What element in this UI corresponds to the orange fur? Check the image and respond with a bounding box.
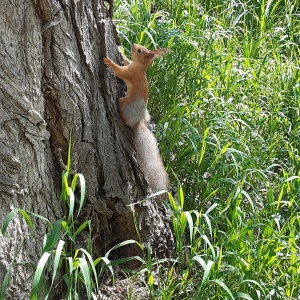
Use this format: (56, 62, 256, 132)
(103, 43, 169, 127)
(103, 44, 170, 196)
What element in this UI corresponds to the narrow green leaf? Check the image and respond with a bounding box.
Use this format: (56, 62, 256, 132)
(66, 257, 74, 289)
(108, 256, 145, 267)
(233, 292, 253, 300)
(45, 240, 65, 300)
(0, 263, 14, 300)
(213, 279, 235, 300)
(105, 240, 143, 258)
(27, 212, 50, 224)
(78, 257, 92, 299)
(202, 234, 216, 261)
(76, 173, 86, 217)
(241, 190, 255, 213)
(63, 172, 70, 196)
(1, 208, 21, 235)
(198, 127, 209, 166)
(192, 255, 206, 270)
(183, 211, 194, 244)
(168, 192, 177, 211)
(241, 279, 266, 296)
(43, 220, 62, 252)
(284, 175, 300, 182)
(99, 256, 114, 280)
(71, 173, 79, 192)
(30, 251, 51, 300)
(178, 185, 184, 208)
(202, 213, 213, 238)
(67, 187, 75, 223)
(79, 248, 99, 290)
(67, 138, 72, 175)
(19, 210, 34, 230)
(73, 221, 90, 239)
(201, 259, 214, 287)
(205, 202, 218, 215)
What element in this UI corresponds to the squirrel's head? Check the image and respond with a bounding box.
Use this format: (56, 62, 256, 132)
(131, 43, 170, 66)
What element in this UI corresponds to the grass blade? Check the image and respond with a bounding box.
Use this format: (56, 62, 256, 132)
(30, 251, 51, 300)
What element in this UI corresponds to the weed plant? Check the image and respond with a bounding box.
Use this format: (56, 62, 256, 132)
(114, 0, 300, 299)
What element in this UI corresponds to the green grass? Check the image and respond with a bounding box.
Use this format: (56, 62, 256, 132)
(114, 0, 300, 299)
(1, 1, 299, 299)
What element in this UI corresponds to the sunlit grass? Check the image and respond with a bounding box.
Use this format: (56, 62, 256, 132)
(114, 0, 300, 298)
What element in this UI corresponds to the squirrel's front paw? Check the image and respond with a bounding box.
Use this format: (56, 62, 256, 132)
(103, 57, 112, 66)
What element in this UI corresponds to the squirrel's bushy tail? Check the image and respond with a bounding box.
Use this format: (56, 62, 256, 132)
(133, 122, 169, 193)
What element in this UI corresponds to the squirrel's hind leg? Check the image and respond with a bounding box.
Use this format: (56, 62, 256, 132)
(145, 109, 150, 123)
(118, 97, 148, 128)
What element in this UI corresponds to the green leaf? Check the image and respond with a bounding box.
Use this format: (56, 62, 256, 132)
(99, 256, 114, 280)
(183, 211, 194, 244)
(78, 257, 92, 299)
(63, 172, 70, 196)
(201, 259, 214, 287)
(73, 221, 90, 238)
(205, 202, 218, 215)
(67, 138, 72, 175)
(0, 263, 14, 300)
(76, 173, 86, 217)
(108, 255, 145, 267)
(79, 248, 99, 291)
(198, 127, 209, 166)
(202, 213, 213, 238)
(2, 208, 21, 235)
(168, 192, 177, 211)
(71, 173, 79, 192)
(178, 185, 184, 208)
(45, 240, 65, 300)
(233, 292, 253, 300)
(66, 257, 74, 289)
(2, 208, 34, 235)
(67, 187, 75, 223)
(43, 220, 62, 252)
(241, 279, 266, 296)
(30, 251, 51, 300)
(192, 255, 206, 270)
(27, 212, 50, 224)
(202, 234, 216, 261)
(19, 210, 34, 230)
(213, 279, 235, 300)
(105, 240, 143, 258)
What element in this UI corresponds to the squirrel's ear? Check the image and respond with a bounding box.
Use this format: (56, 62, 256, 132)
(151, 48, 171, 58)
(144, 53, 155, 60)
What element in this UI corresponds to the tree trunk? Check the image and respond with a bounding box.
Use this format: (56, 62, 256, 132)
(0, 0, 174, 298)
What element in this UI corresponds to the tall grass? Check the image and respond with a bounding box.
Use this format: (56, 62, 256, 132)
(114, 0, 300, 298)
(114, 0, 299, 206)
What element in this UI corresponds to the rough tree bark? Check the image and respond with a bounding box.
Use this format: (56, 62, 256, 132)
(0, 0, 174, 298)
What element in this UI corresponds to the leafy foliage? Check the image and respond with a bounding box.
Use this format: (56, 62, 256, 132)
(1, 142, 143, 300)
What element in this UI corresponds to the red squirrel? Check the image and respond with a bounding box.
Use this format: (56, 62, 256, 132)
(103, 44, 169, 195)
(103, 44, 169, 128)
